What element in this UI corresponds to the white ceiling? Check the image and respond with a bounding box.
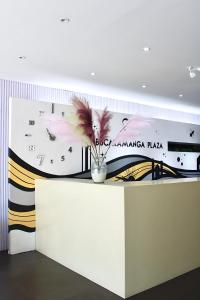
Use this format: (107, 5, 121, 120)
(0, 0, 200, 113)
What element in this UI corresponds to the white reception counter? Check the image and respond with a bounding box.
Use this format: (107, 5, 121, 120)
(35, 178, 200, 298)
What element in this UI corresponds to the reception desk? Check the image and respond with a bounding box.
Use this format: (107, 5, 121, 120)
(35, 178, 200, 298)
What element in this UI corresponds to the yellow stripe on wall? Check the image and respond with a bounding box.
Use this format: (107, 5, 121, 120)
(8, 209, 36, 218)
(9, 158, 43, 180)
(110, 162, 152, 181)
(8, 219, 35, 228)
(8, 171, 35, 188)
(8, 209, 35, 228)
(8, 164, 35, 185)
(109, 161, 176, 181)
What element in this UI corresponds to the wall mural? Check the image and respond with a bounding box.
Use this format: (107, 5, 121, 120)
(8, 97, 200, 254)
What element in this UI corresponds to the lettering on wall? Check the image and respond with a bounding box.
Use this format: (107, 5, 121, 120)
(96, 139, 163, 149)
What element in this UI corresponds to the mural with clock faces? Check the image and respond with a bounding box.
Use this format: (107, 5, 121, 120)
(8, 97, 200, 254)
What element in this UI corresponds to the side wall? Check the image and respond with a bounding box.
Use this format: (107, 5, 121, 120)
(1, 78, 200, 251)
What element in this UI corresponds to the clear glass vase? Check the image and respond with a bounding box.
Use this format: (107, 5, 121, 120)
(91, 158, 107, 183)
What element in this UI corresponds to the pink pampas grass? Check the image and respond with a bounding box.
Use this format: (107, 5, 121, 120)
(112, 116, 151, 144)
(43, 114, 81, 143)
(72, 96, 96, 146)
(96, 108, 112, 144)
(43, 97, 151, 168)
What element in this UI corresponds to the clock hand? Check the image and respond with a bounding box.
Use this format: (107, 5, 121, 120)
(46, 128, 56, 141)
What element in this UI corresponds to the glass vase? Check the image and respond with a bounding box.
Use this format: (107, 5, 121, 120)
(91, 158, 107, 183)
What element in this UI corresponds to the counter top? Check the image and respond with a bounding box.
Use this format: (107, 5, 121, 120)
(36, 177, 200, 188)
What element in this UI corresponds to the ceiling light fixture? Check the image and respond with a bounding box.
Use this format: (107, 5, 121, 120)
(179, 94, 183, 98)
(18, 56, 26, 60)
(187, 66, 200, 78)
(91, 72, 95, 76)
(143, 47, 151, 52)
(60, 17, 71, 23)
(142, 85, 147, 88)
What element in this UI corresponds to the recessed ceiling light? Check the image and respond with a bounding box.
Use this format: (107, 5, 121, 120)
(60, 17, 71, 23)
(190, 72, 196, 78)
(142, 84, 147, 88)
(91, 72, 96, 76)
(179, 94, 183, 98)
(18, 56, 26, 60)
(187, 66, 200, 78)
(143, 47, 151, 52)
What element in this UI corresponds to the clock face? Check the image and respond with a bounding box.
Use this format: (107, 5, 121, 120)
(10, 98, 84, 175)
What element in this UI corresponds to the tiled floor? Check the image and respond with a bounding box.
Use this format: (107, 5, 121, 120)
(0, 251, 199, 300)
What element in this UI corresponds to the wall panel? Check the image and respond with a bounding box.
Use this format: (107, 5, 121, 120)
(1, 78, 200, 250)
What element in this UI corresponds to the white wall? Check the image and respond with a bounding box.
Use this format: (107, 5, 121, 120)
(1, 78, 200, 250)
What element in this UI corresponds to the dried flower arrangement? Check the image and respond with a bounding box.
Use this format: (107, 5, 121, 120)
(44, 96, 150, 168)
(71, 97, 112, 165)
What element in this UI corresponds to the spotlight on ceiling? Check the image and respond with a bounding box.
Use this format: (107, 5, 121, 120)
(142, 84, 147, 88)
(143, 47, 151, 52)
(179, 94, 183, 98)
(18, 56, 26, 60)
(190, 71, 196, 79)
(187, 66, 200, 78)
(60, 17, 71, 23)
(91, 72, 96, 76)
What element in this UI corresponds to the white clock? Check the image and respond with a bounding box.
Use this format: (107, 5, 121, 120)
(10, 98, 85, 176)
